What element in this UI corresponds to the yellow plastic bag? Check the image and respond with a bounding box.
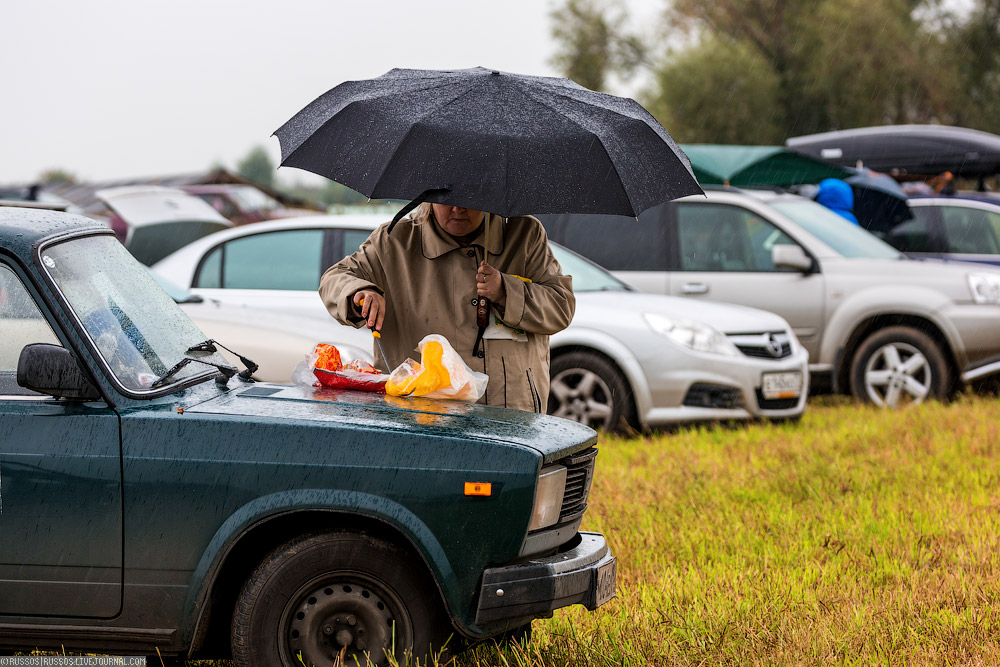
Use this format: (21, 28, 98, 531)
(385, 334, 488, 402)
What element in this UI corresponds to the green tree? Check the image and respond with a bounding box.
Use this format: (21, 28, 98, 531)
(37, 168, 77, 185)
(943, 0, 1000, 131)
(549, 0, 645, 91)
(236, 146, 276, 189)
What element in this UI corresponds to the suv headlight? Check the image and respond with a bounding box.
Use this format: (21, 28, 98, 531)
(968, 273, 1000, 304)
(644, 313, 740, 357)
(528, 465, 566, 531)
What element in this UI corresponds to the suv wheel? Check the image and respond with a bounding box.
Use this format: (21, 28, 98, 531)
(549, 352, 635, 432)
(232, 531, 450, 667)
(849, 326, 951, 407)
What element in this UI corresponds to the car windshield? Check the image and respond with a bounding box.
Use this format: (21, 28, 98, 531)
(231, 186, 281, 213)
(41, 235, 229, 393)
(551, 244, 630, 292)
(770, 199, 904, 259)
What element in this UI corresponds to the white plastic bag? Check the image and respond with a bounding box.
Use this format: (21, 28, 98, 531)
(385, 334, 488, 401)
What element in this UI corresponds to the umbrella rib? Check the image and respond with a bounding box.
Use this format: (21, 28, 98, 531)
(367, 86, 485, 198)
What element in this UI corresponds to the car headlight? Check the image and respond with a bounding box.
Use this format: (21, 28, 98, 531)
(643, 313, 740, 357)
(528, 465, 566, 531)
(968, 273, 1000, 304)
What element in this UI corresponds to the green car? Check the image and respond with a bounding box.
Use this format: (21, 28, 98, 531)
(0, 208, 616, 665)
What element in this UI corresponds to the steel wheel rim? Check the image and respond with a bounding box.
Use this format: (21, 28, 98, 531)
(549, 367, 614, 428)
(863, 341, 931, 407)
(278, 572, 412, 667)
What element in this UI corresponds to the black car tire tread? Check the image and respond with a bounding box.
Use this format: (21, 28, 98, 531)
(232, 530, 450, 667)
(549, 351, 637, 433)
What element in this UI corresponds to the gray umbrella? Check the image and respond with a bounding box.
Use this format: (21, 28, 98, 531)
(273, 67, 703, 219)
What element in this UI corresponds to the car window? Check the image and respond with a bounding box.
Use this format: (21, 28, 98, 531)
(200, 230, 324, 290)
(342, 229, 373, 257)
(770, 199, 902, 259)
(0, 264, 61, 395)
(940, 206, 1000, 254)
(537, 209, 669, 271)
(549, 244, 629, 292)
(677, 203, 798, 272)
(885, 208, 936, 252)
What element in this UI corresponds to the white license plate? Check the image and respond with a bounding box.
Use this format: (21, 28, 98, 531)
(761, 371, 803, 399)
(594, 558, 617, 608)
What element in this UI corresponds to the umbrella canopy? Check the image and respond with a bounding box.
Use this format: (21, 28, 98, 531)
(845, 168, 912, 233)
(680, 144, 852, 187)
(274, 67, 703, 218)
(787, 124, 1000, 179)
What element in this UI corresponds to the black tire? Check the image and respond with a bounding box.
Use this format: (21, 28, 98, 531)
(849, 326, 952, 407)
(232, 531, 451, 667)
(548, 351, 636, 432)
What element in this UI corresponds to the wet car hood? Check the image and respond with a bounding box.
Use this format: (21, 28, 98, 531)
(577, 290, 791, 333)
(185, 382, 597, 464)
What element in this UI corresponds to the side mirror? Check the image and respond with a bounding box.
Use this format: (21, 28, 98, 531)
(772, 244, 814, 273)
(17, 343, 101, 401)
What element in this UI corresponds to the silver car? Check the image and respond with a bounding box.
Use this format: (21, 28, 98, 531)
(152, 216, 809, 430)
(541, 189, 1000, 407)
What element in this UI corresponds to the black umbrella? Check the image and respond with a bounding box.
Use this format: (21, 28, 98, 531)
(273, 67, 703, 221)
(845, 168, 912, 234)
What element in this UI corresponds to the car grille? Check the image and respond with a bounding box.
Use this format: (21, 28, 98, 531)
(727, 332, 793, 360)
(558, 447, 597, 523)
(683, 383, 745, 410)
(755, 389, 799, 410)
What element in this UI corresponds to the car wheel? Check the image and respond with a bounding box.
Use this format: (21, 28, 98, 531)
(849, 326, 951, 407)
(548, 351, 635, 432)
(232, 531, 450, 667)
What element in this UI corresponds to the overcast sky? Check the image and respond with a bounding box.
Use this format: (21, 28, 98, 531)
(1, 0, 663, 185)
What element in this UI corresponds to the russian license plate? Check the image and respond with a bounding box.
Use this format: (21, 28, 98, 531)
(593, 558, 617, 608)
(762, 371, 803, 399)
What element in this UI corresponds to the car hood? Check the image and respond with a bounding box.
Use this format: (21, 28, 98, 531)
(185, 382, 597, 464)
(576, 290, 791, 333)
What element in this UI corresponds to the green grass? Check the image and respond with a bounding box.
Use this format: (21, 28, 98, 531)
(34, 395, 1000, 666)
(455, 394, 1000, 666)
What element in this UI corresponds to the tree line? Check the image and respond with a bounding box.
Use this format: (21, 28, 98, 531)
(550, 0, 1000, 144)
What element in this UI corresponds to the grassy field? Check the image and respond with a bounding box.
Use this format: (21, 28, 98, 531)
(454, 394, 1000, 667)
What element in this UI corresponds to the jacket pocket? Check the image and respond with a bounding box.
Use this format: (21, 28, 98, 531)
(526, 368, 541, 413)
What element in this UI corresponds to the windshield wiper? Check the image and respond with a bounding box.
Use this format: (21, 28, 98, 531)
(186, 339, 259, 380)
(150, 356, 238, 389)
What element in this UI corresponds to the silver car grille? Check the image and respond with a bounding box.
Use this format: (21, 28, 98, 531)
(727, 332, 793, 360)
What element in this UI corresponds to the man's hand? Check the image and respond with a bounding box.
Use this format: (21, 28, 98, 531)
(353, 289, 386, 331)
(476, 261, 506, 306)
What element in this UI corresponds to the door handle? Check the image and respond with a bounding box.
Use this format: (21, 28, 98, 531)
(682, 282, 709, 295)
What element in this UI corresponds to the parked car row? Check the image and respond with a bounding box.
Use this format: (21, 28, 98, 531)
(151, 215, 810, 430)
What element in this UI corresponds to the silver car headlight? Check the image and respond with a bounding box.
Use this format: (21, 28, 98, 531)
(528, 465, 567, 531)
(968, 272, 1000, 304)
(643, 313, 740, 357)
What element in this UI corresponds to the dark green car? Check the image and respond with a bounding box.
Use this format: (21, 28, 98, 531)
(0, 209, 616, 665)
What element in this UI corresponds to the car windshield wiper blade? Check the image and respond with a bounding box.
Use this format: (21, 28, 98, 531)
(187, 339, 259, 380)
(150, 356, 238, 390)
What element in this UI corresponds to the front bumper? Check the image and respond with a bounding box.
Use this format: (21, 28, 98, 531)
(475, 532, 616, 625)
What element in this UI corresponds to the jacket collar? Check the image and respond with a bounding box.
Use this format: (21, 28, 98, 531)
(418, 206, 505, 259)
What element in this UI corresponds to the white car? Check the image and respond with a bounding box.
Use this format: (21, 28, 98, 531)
(153, 216, 810, 430)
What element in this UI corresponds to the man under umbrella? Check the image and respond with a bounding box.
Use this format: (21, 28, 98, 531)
(319, 201, 574, 413)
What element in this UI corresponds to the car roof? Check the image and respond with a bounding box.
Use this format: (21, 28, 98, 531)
(0, 207, 111, 260)
(908, 192, 1000, 206)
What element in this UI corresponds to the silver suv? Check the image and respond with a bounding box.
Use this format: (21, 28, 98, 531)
(540, 189, 1000, 406)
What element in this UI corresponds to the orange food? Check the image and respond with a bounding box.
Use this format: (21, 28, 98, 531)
(343, 359, 378, 374)
(314, 343, 343, 372)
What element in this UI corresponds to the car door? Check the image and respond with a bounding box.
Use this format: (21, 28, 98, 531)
(666, 202, 827, 358)
(936, 203, 1000, 267)
(0, 262, 122, 618)
(884, 205, 948, 258)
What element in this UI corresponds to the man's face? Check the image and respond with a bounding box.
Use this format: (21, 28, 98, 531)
(431, 204, 487, 239)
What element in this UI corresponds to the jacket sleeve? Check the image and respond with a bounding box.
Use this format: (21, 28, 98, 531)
(318, 227, 386, 328)
(498, 218, 575, 335)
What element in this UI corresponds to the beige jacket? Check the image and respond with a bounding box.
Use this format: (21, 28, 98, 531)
(318, 205, 574, 412)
